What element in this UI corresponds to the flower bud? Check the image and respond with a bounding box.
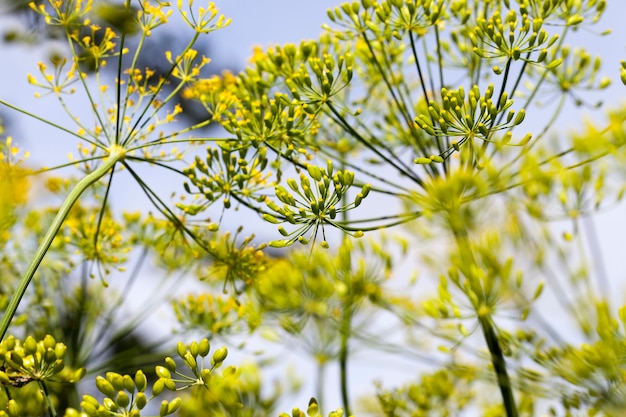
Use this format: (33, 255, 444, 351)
(211, 346, 228, 367)
(7, 399, 19, 417)
(0, 371, 10, 385)
(189, 341, 199, 357)
(152, 378, 166, 396)
(136, 392, 147, 410)
(155, 366, 171, 379)
(168, 398, 182, 414)
(164, 356, 177, 372)
(198, 339, 210, 357)
(44, 348, 57, 364)
(96, 376, 116, 397)
(183, 352, 197, 370)
(43, 334, 56, 350)
(176, 342, 187, 358)
(269, 239, 290, 248)
(8, 351, 23, 368)
(135, 370, 147, 392)
(414, 157, 432, 165)
(307, 165, 322, 181)
(107, 372, 124, 391)
(122, 374, 134, 393)
(116, 391, 130, 408)
(159, 400, 169, 417)
(54, 343, 67, 359)
(103, 398, 118, 412)
(24, 336, 37, 356)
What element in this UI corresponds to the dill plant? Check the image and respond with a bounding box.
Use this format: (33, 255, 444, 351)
(1, 0, 626, 416)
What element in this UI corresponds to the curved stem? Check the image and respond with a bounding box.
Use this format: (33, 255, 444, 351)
(0, 150, 124, 342)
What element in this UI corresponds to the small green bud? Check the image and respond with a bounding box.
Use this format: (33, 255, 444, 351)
(152, 378, 166, 396)
(0, 371, 10, 385)
(269, 239, 291, 248)
(361, 183, 371, 198)
(164, 357, 177, 372)
(54, 343, 67, 359)
(8, 351, 23, 368)
(519, 133, 532, 145)
(116, 391, 130, 408)
(24, 336, 37, 356)
(307, 165, 322, 181)
(189, 341, 199, 357)
(7, 399, 19, 417)
(168, 398, 182, 414)
(307, 398, 319, 417)
(136, 392, 148, 410)
(81, 401, 98, 416)
(354, 193, 363, 207)
(414, 157, 432, 164)
(122, 374, 134, 393)
(155, 366, 171, 379)
(107, 372, 124, 391)
(176, 342, 187, 358)
(183, 352, 197, 369)
(198, 339, 210, 357)
(135, 370, 147, 392)
(566, 15, 583, 26)
(212, 346, 228, 367)
(43, 334, 56, 350)
(263, 213, 282, 224)
(96, 376, 116, 397)
(159, 400, 169, 417)
(547, 58, 562, 69)
(44, 348, 57, 363)
(287, 177, 299, 192)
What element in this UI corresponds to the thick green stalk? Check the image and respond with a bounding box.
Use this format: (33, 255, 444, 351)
(452, 230, 518, 417)
(0, 148, 124, 342)
(479, 315, 518, 417)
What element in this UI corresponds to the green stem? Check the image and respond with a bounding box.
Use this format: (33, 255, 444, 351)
(40, 381, 57, 417)
(479, 314, 518, 417)
(316, 361, 326, 411)
(339, 305, 352, 416)
(0, 149, 124, 342)
(452, 230, 518, 417)
(338, 161, 352, 417)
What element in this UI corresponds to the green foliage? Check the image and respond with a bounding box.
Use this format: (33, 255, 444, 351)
(1, 0, 626, 416)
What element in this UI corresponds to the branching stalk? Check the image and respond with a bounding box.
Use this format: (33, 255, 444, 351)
(452, 229, 518, 417)
(0, 149, 124, 342)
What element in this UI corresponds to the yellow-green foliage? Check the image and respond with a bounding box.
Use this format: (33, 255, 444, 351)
(1, 0, 626, 416)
